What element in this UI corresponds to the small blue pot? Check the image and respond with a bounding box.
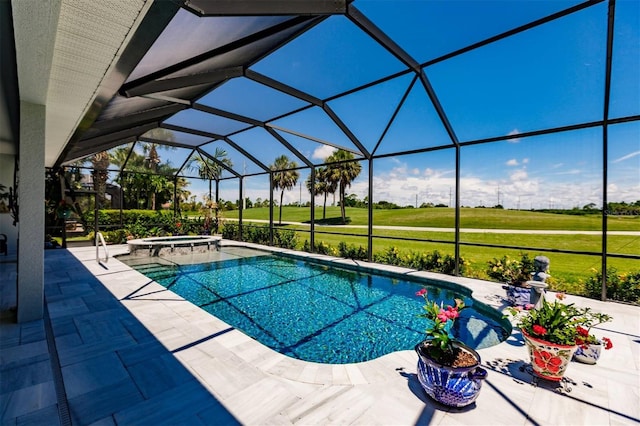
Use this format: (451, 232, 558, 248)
(415, 341, 487, 408)
(573, 342, 602, 365)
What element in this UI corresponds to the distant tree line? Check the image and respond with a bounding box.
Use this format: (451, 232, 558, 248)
(538, 201, 640, 216)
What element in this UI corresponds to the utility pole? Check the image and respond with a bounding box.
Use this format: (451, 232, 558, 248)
(415, 193, 418, 208)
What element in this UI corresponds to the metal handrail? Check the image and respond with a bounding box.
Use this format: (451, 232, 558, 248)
(96, 232, 109, 264)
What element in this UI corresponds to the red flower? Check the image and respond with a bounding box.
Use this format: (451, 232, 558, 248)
(555, 292, 566, 300)
(533, 350, 563, 374)
(576, 326, 589, 337)
(415, 289, 427, 297)
(602, 337, 613, 350)
(532, 324, 547, 336)
(176, 222, 182, 227)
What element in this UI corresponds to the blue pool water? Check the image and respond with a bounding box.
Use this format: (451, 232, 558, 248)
(121, 248, 509, 364)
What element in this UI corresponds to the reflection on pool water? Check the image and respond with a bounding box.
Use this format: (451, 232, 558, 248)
(119, 246, 509, 364)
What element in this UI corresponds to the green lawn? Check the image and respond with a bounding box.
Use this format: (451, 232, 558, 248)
(221, 206, 639, 295)
(226, 206, 640, 231)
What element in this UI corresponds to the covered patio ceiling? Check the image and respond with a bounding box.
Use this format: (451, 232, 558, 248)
(7, 0, 640, 179)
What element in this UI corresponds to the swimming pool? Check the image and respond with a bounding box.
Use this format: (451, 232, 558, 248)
(120, 247, 509, 364)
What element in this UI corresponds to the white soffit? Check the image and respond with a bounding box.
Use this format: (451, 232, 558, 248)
(13, 0, 152, 166)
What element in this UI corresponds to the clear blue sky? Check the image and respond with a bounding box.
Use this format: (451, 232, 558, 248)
(129, 1, 640, 209)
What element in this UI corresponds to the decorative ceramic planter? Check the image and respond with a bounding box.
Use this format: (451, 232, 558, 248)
(573, 343, 602, 365)
(506, 285, 530, 306)
(415, 341, 487, 408)
(521, 329, 578, 381)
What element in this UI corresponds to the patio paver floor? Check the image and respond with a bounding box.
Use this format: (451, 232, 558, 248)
(1, 244, 638, 425)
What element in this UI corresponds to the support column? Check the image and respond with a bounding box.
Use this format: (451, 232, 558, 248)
(17, 101, 45, 322)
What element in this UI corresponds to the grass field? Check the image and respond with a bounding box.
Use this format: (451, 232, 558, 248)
(222, 206, 640, 295)
(226, 206, 640, 231)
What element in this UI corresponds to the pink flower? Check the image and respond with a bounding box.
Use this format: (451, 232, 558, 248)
(524, 303, 534, 310)
(437, 309, 449, 322)
(445, 305, 459, 319)
(415, 289, 427, 297)
(555, 292, 566, 300)
(532, 324, 547, 336)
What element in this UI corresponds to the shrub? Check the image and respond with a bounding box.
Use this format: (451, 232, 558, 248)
(486, 253, 534, 284)
(273, 228, 298, 249)
(337, 241, 368, 260)
(221, 222, 241, 240)
(373, 246, 402, 266)
(86, 209, 176, 227)
(125, 221, 150, 239)
(222, 223, 297, 249)
(372, 247, 465, 276)
(100, 229, 129, 244)
(584, 268, 640, 303)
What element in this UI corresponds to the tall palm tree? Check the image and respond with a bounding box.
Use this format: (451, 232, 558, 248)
(306, 166, 335, 220)
(326, 149, 362, 224)
(143, 144, 162, 210)
(188, 147, 233, 204)
(189, 148, 232, 181)
(108, 146, 131, 170)
(270, 155, 299, 225)
(91, 151, 110, 208)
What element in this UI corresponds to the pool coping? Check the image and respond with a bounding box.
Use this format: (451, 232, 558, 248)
(58, 241, 640, 425)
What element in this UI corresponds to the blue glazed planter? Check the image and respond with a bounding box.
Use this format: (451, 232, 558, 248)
(505, 285, 531, 306)
(415, 341, 487, 408)
(573, 342, 602, 365)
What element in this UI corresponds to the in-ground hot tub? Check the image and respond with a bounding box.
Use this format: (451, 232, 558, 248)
(127, 235, 221, 257)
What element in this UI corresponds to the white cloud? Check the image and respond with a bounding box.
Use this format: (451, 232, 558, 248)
(412, 168, 420, 175)
(613, 150, 640, 163)
(509, 169, 528, 181)
(196, 151, 636, 211)
(312, 145, 336, 160)
(553, 169, 581, 176)
(507, 129, 521, 143)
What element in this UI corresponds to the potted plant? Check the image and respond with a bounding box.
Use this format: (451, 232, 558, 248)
(507, 294, 609, 381)
(489, 253, 537, 306)
(414, 288, 487, 408)
(573, 312, 613, 365)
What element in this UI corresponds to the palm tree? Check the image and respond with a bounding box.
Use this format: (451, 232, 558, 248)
(91, 151, 110, 208)
(143, 144, 162, 210)
(188, 147, 233, 204)
(270, 155, 299, 225)
(189, 148, 232, 181)
(108, 146, 132, 170)
(326, 149, 362, 224)
(306, 166, 335, 220)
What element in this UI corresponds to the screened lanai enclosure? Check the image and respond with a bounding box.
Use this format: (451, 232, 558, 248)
(49, 0, 638, 301)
